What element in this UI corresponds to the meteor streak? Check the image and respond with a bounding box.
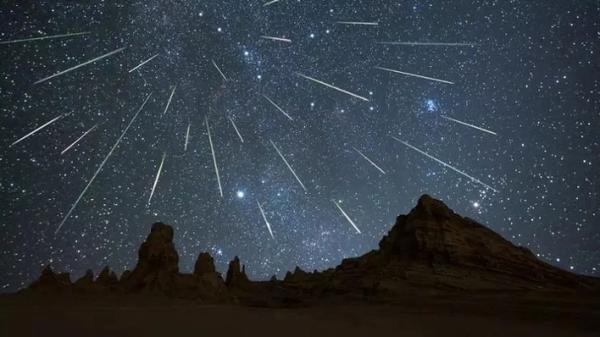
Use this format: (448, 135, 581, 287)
(61, 124, 98, 155)
(375, 66, 454, 85)
(184, 122, 191, 151)
(128, 53, 159, 73)
(391, 137, 498, 192)
(206, 116, 223, 198)
(441, 115, 497, 136)
(212, 60, 228, 81)
(377, 41, 476, 47)
(162, 86, 177, 116)
(257, 201, 275, 239)
(270, 140, 307, 192)
(336, 21, 379, 26)
(295, 72, 369, 102)
(10, 114, 64, 147)
(263, 0, 281, 6)
(148, 152, 166, 206)
(228, 116, 244, 143)
(0, 31, 90, 45)
(332, 200, 361, 234)
(353, 147, 386, 174)
(35, 47, 126, 84)
(56, 93, 152, 234)
(260, 35, 292, 43)
(263, 95, 293, 121)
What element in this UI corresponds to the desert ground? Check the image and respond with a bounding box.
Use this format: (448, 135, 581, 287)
(1, 292, 598, 337)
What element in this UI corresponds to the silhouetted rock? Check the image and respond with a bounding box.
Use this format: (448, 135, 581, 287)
(284, 267, 309, 283)
(122, 222, 179, 294)
(226, 256, 249, 288)
(194, 252, 216, 276)
(310, 194, 598, 293)
(28, 265, 71, 291)
(74, 269, 94, 287)
(24, 195, 599, 302)
(96, 266, 118, 288)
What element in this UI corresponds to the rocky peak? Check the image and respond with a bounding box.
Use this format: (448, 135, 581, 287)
(28, 265, 71, 290)
(194, 252, 216, 277)
(96, 266, 118, 286)
(120, 223, 180, 294)
(225, 256, 249, 287)
(74, 269, 94, 287)
(135, 222, 179, 274)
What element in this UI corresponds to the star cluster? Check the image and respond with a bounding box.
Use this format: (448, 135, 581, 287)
(1, 1, 598, 292)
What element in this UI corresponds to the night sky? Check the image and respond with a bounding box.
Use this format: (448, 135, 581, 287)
(1, 1, 599, 292)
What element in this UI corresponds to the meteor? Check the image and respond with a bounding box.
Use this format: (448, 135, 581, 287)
(263, 94, 293, 121)
(10, 114, 64, 147)
(336, 21, 379, 26)
(206, 116, 223, 198)
(295, 72, 369, 102)
(441, 115, 497, 136)
(212, 60, 228, 81)
(35, 47, 126, 84)
(263, 0, 280, 6)
(375, 66, 454, 85)
(0, 31, 90, 45)
(353, 147, 386, 174)
(228, 116, 244, 143)
(61, 124, 98, 155)
(56, 93, 152, 234)
(391, 136, 498, 192)
(377, 41, 476, 47)
(332, 200, 361, 234)
(148, 152, 166, 206)
(184, 122, 191, 151)
(162, 86, 177, 116)
(257, 201, 275, 239)
(260, 35, 292, 43)
(128, 53, 159, 73)
(270, 140, 307, 192)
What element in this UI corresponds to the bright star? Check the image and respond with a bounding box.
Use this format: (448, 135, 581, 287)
(425, 99, 437, 112)
(236, 190, 245, 198)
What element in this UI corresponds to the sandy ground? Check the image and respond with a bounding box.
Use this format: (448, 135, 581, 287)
(1, 294, 599, 337)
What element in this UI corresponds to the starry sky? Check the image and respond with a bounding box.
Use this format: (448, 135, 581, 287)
(1, 1, 599, 292)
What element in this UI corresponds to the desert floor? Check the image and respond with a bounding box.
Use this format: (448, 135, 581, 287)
(1, 293, 599, 337)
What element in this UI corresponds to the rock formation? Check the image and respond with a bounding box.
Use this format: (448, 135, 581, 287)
(24, 195, 599, 303)
(225, 256, 250, 288)
(121, 222, 179, 294)
(28, 265, 71, 291)
(194, 252, 216, 276)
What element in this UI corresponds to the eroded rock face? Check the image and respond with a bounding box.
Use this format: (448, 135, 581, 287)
(122, 223, 179, 294)
(28, 265, 71, 291)
(96, 267, 118, 287)
(24, 195, 599, 301)
(225, 257, 249, 288)
(333, 194, 594, 291)
(74, 269, 94, 288)
(194, 252, 216, 276)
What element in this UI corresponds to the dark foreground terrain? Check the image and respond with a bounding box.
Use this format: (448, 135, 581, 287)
(2, 195, 599, 336)
(2, 292, 599, 337)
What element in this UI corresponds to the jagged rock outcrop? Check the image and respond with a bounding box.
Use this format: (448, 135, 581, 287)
(194, 252, 216, 276)
(27, 265, 71, 291)
(96, 266, 119, 288)
(306, 195, 598, 293)
(284, 267, 310, 283)
(24, 195, 599, 303)
(121, 222, 179, 294)
(74, 269, 94, 288)
(225, 257, 250, 288)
